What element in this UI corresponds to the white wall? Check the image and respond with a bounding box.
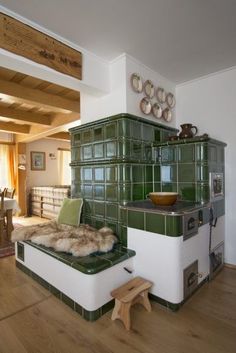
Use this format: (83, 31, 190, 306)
(176, 67, 236, 265)
(26, 139, 70, 189)
(80, 55, 127, 124)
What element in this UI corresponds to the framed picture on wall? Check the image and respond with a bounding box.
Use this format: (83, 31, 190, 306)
(31, 151, 46, 171)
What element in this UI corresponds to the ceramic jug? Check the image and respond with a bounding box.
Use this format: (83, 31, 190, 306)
(179, 123, 198, 139)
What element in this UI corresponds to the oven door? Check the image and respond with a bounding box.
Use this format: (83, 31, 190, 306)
(210, 172, 224, 201)
(183, 211, 199, 240)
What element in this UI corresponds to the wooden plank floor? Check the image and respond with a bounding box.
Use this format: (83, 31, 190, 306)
(0, 255, 235, 353)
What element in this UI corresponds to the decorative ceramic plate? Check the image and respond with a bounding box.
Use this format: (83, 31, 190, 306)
(130, 73, 143, 93)
(166, 92, 176, 108)
(162, 107, 172, 122)
(152, 102, 162, 119)
(156, 87, 166, 103)
(143, 80, 155, 98)
(140, 97, 152, 115)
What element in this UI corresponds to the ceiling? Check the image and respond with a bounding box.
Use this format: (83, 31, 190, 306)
(0, 67, 80, 142)
(0, 0, 236, 83)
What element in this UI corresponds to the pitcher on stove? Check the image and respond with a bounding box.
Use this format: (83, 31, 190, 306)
(179, 123, 198, 139)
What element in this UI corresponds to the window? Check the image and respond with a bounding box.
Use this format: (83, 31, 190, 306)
(58, 149, 71, 185)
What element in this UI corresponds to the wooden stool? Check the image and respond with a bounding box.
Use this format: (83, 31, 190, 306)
(111, 276, 152, 330)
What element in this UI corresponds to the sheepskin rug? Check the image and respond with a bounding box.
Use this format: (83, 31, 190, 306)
(11, 220, 118, 257)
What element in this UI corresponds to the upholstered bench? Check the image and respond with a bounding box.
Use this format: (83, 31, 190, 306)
(15, 240, 135, 321)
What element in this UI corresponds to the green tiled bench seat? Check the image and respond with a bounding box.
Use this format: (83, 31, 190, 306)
(23, 240, 135, 274)
(15, 240, 135, 321)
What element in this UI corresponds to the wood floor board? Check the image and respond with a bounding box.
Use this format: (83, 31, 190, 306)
(0, 219, 235, 353)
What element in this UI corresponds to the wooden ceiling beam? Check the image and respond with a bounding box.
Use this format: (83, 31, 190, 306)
(0, 121, 30, 134)
(47, 132, 70, 141)
(0, 78, 80, 113)
(0, 105, 52, 126)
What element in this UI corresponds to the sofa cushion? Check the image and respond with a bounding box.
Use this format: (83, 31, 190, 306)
(57, 198, 83, 226)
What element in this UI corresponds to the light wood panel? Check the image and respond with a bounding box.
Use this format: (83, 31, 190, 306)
(0, 66, 80, 140)
(0, 105, 51, 125)
(0, 79, 80, 113)
(0, 121, 30, 134)
(47, 132, 70, 141)
(0, 13, 82, 80)
(0, 254, 235, 353)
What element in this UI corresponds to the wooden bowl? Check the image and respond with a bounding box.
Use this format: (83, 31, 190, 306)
(148, 192, 178, 206)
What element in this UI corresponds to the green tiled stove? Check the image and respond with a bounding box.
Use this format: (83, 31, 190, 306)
(70, 113, 177, 246)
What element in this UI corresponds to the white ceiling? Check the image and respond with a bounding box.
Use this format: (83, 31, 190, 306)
(1, 0, 236, 83)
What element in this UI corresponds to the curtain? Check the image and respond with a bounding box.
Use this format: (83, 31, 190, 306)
(58, 149, 71, 185)
(0, 144, 16, 188)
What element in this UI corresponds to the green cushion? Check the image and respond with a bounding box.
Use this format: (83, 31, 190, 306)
(57, 198, 83, 226)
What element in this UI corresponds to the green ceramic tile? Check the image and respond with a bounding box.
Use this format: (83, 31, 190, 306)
(101, 300, 115, 315)
(105, 221, 118, 235)
(132, 165, 144, 182)
(94, 202, 105, 217)
(17, 242, 24, 261)
(95, 219, 106, 230)
(154, 165, 160, 181)
(106, 166, 117, 182)
(94, 143, 104, 159)
(128, 210, 144, 230)
(162, 183, 177, 192)
(119, 165, 131, 182)
(145, 166, 153, 182)
(105, 122, 117, 139)
(72, 184, 82, 198)
(73, 132, 81, 145)
(83, 168, 93, 181)
(83, 309, 101, 321)
(178, 144, 195, 162)
(75, 302, 83, 315)
(31, 272, 49, 290)
(178, 163, 195, 182)
(94, 167, 104, 182)
(196, 143, 208, 162)
(178, 183, 196, 201)
(119, 208, 127, 225)
(161, 165, 177, 183)
(83, 185, 93, 199)
(161, 146, 176, 163)
(217, 146, 225, 164)
(106, 203, 118, 220)
(208, 145, 217, 162)
(143, 125, 153, 141)
(119, 140, 131, 159)
(120, 226, 127, 246)
(132, 141, 142, 160)
(106, 142, 117, 158)
(166, 216, 183, 236)
(82, 130, 92, 144)
(154, 129, 161, 142)
(83, 145, 92, 160)
(119, 119, 131, 137)
(153, 183, 161, 192)
(143, 144, 152, 161)
(196, 183, 209, 203)
(97, 249, 128, 265)
(161, 130, 171, 142)
(50, 285, 61, 298)
(83, 200, 93, 215)
(72, 256, 110, 274)
(145, 212, 165, 234)
(196, 164, 209, 182)
(144, 183, 153, 197)
(132, 183, 144, 201)
(16, 260, 31, 275)
(72, 167, 81, 183)
(61, 293, 75, 309)
(106, 185, 118, 201)
(94, 127, 103, 141)
(119, 184, 132, 202)
(94, 185, 105, 200)
(131, 121, 142, 140)
(71, 147, 80, 162)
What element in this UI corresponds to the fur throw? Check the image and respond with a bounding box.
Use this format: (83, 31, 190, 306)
(11, 220, 118, 257)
